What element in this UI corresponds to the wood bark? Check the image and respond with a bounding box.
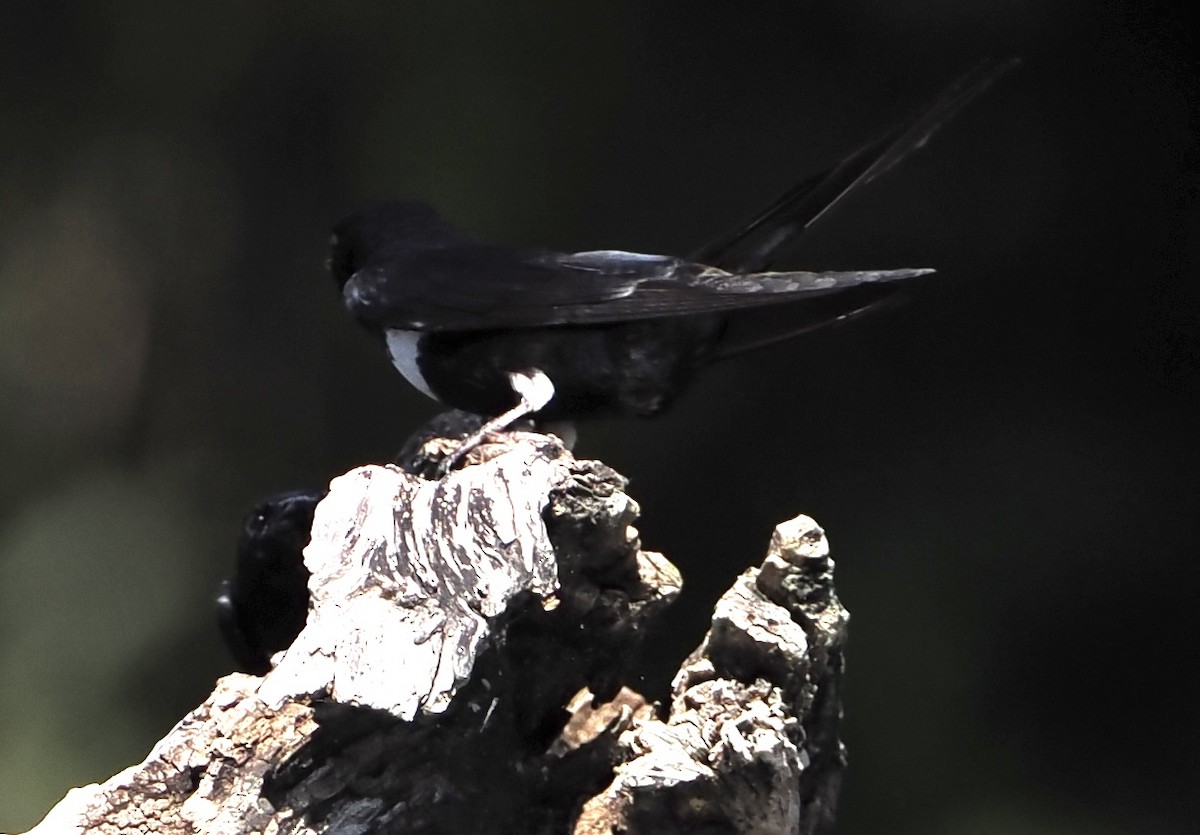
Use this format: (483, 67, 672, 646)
(15, 432, 848, 835)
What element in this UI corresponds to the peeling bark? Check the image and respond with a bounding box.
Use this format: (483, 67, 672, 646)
(17, 433, 847, 835)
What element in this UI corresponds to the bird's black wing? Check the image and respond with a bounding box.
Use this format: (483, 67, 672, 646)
(541, 258, 932, 325)
(343, 243, 931, 331)
(342, 243, 646, 329)
(694, 57, 1021, 272)
(338, 59, 1020, 333)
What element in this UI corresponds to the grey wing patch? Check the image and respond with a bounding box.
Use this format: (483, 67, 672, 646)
(684, 267, 934, 294)
(551, 267, 935, 325)
(551, 250, 684, 276)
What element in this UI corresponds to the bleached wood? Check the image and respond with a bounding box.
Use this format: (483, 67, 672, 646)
(15, 436, 846, 835)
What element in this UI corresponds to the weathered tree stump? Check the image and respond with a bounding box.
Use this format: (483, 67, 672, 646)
(16, 432, 849, 835)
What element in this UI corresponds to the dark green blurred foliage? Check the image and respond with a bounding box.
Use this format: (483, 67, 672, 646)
(1, 2, 1196, 832)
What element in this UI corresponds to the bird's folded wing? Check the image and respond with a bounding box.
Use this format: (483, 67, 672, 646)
(344, 244, 933, 330)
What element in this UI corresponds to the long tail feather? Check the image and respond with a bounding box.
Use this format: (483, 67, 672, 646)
(713, 294, 907, 361)
(694, 57, 1021, 273)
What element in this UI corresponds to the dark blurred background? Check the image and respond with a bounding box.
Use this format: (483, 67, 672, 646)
(1, 2, 1196, 832)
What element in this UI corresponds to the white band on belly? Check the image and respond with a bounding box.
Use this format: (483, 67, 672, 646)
(385, 329, 438, 400)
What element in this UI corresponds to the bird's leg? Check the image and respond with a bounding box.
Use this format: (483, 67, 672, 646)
(438, 369, 555, 475)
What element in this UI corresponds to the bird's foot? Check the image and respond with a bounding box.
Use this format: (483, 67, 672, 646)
(436, 369, 555, 477)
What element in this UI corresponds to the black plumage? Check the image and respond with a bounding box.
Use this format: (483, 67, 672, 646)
(330, 60, 1017, 427)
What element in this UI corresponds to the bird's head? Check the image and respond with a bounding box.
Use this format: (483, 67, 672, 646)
(328, 199, 459, 290)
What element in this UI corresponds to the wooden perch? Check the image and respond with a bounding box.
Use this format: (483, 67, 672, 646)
(17, 433, 848, 835)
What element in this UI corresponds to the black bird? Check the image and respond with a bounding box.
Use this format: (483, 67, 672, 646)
(219, 62, 1018, 668)
(333, 59, 1017, 462)
(215, 414, 502, 671)
(217, 490, 322, 673)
